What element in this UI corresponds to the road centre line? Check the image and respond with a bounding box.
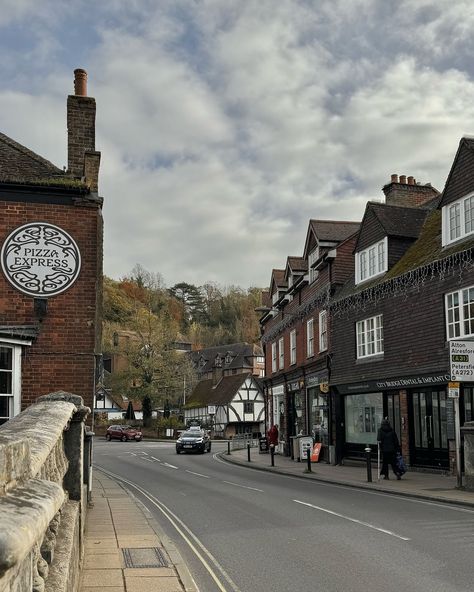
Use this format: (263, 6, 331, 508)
(163, 462, 179, 469)
(150, 456, 161, 462)
(97, 466, 241, 592)
(223, 481, 264, 492)
(293, 499, 410, 541)
(186, 470, 210, 478)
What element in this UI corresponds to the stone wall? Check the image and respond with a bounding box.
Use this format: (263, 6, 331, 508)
(0, 392, 90, 592)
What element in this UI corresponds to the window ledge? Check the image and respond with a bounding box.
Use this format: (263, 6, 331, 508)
(356, 354, 384, 364)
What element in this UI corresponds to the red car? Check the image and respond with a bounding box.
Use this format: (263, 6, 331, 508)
(106, 425, 143, 442)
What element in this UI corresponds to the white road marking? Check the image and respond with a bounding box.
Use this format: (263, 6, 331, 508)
(97, 467, 240, 592)
(143, 458, 154, 462)
(163, 462, 179, 469)
(186, 470, 210, 479)
(293, 499, 410, 541)
(223, 481, 264, 492)
(150, 456, 161, 462)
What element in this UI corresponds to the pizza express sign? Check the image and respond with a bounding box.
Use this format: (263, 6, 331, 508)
(1, 223, 81, 297)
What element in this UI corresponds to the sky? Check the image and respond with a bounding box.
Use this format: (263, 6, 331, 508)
(2, 0, 474, 290)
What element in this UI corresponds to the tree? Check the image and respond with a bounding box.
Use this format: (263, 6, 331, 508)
(169, 282, 208, 326)
(125, 400, 135, 420)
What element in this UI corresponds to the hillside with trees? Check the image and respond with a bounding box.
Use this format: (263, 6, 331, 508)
(102, 264, 265, 411)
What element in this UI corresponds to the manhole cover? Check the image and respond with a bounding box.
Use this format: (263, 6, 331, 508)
(122, 547, 168, 568)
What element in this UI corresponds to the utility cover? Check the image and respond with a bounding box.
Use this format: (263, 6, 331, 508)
(122, 547, 168, 568)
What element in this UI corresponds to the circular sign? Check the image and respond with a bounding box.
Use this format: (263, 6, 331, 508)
(1, 222, 81, 297)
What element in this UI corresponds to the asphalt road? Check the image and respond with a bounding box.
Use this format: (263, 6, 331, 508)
(94, 439, 474, 592)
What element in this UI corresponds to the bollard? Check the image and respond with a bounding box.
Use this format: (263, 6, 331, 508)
(227, 440, 231, 455)
(306, 444, 312, 473)
(247, 441, 251, 462)
(270, 443, 275, 467)
(365, 445, 372, 482)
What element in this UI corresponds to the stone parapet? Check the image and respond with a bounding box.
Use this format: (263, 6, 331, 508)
(0, 392, 90, 592)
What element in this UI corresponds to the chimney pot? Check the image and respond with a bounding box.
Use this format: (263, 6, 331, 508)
(391, 174, 398, 183)
(407, 176, 414, 185)
(74, 68, 88, 96)
(399, 175, 407, 184)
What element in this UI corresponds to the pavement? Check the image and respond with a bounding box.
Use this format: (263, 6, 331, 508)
(80, 443, 474, 591)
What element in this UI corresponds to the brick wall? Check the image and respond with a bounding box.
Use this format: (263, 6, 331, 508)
(0, 194, 103, 409)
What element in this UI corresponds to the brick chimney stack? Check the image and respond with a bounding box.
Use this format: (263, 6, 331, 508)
(67, 69, 101, 192)
(382, 173, 439, 208)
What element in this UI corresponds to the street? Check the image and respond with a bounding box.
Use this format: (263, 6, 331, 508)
(94, 439, 474, 592)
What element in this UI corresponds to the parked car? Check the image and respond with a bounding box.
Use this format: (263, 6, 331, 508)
(106, 425, 143, 442)
(176, 429, 211, 454)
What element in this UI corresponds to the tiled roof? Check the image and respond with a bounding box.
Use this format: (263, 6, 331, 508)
(368, 202, 428, 239)
(189, 342, 262, 373)
(309, 220, 360, 242)
(272, 269, 287, 288)
(287, 256, 308, 273)
(186, 373, 262, 407)
(439, 137, 474, 207)
(0, 325, 39, 341)
(0, 132, 65, 182)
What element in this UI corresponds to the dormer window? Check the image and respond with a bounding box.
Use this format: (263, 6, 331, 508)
(288, 275, 293, 288)
(442, 193, 474, 246)
(308, 247, 319, 283)
(215, 355, 222, 368)
(225, 353, 233, 365)
(355, 238, 387, 285)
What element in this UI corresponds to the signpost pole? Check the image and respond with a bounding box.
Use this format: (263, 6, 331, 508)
(454, 396, 462, 489)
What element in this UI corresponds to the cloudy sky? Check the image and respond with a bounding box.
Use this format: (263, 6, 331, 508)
(1, 0, 474, 289)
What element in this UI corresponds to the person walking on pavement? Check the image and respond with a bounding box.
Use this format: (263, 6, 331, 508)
(377, 418, 402, 480)
(267, 424, 279, 446)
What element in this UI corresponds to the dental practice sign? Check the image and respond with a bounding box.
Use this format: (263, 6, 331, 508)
(1, 222, 81, 297)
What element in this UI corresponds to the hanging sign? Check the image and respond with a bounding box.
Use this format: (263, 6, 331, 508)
(1, 222, 81, 297)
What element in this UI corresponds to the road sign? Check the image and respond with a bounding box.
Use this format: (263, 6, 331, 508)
(449, 340, 474, 381)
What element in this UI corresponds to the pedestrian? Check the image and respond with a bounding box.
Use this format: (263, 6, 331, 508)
(267, 424, 279, 446)
(377, 418, 402, 480)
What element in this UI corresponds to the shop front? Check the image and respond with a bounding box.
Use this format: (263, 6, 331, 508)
(306, 372, 330, 460)
(270, 384, 285, 455)
(336, 372, 453, 468)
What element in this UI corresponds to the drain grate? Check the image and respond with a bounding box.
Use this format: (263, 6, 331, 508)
(122, 547, 168, 568)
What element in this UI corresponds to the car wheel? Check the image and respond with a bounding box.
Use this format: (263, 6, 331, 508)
(135, 437, 142, 442)
(106, 434, 111, 441)
(121, 435, 128, 442)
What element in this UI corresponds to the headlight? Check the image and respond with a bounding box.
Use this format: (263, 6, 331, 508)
(177, 438, 182, 443)
(196, 438, 203, 443)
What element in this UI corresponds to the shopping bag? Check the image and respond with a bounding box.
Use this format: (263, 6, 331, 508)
(396, 452, 407, 475)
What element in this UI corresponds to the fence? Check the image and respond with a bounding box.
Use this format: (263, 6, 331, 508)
(0, 392, 91, 592)
(230, 433, 260, 451)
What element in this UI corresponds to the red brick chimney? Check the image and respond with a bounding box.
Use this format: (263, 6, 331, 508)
(382, 174, 439, 208)
(67, 69, 101, 191)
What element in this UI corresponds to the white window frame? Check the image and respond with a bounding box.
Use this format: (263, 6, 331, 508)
(308, 247, 319, 283)
(319, 310, 328, 352)
(442, 192, 474, 246)
(306, 318, 314, 358)
(290, 330, 296, 365)
(356, 315, 384, 359)
(355, 237, 388, 285)
(278, 337, 284, 370)
(271, 342, 277, 373)
(0, 340, 24, 424)
(445, 285, 474, 339)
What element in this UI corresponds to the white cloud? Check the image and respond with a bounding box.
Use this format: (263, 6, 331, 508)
(2, 1, 474, 288)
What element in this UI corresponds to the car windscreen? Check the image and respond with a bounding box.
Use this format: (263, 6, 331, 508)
(181, 432, 203, 438)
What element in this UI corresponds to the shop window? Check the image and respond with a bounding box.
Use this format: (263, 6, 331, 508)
(344, 392, 384, 445)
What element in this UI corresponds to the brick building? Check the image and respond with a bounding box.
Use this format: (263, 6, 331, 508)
(260, 138, 474, 472)
(0, 69, 103, 421)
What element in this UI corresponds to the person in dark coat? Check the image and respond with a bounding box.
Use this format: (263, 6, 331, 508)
(377, 418, 402, 480)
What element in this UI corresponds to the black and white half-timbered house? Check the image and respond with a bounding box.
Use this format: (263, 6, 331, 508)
(184, 373, 264, 438)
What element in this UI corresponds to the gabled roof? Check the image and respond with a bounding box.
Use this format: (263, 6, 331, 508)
(286, 256, 307, 274)
(189, 342, 262, 373)
(270, 269, 287, 293)
(185, 373, 262, 407)
(439, 137, 474, 208)
(362, 202, 428, 241)
(303, 220, 360, 258)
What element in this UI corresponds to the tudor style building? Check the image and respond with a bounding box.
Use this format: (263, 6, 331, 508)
(0, 69, 102, 420)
